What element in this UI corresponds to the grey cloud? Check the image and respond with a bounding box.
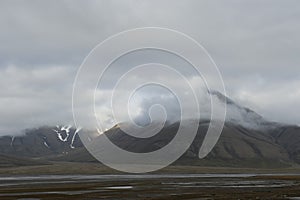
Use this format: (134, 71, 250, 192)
(0, 0, 300, 134)
(0, 64, 75, 135)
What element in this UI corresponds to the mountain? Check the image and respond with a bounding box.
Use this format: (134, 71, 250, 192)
(210, 91, 282, 130)
(73, 121, 292, 167)
(0, 92, 299, 168)
(271, 125, 300, 163)
(0, 126, 82, 158)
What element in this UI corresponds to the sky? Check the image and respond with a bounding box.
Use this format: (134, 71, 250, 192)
(0, 0, 300, 135)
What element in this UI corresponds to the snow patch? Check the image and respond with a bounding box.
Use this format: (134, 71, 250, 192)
(10, 136, 15, 147)
(70, 127, 81, 149)
(43, 141, 50, 148)
(53, 125, 72, 142)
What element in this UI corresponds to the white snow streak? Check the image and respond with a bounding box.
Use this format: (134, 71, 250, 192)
(70, 127, 81, 149)
(43, 141, 50, 148)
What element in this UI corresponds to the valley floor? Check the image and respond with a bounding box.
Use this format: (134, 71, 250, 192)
(1, 173, 300, 199)
(1, 163, 300, 199)
(1, 162, 300, 175)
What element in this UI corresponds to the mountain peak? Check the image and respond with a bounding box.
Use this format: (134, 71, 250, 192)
(209, 90, 279, 130)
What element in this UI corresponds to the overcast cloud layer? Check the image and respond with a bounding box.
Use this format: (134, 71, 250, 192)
(0, 0, 300, 135)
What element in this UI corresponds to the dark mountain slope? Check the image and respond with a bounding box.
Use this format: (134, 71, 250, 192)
(0, 126, 82, 158)
(271, 125, 300, 163)
(50, 122, 293, 168)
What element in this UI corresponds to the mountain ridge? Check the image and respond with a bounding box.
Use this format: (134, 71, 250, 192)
(0, 92, 299, 168)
